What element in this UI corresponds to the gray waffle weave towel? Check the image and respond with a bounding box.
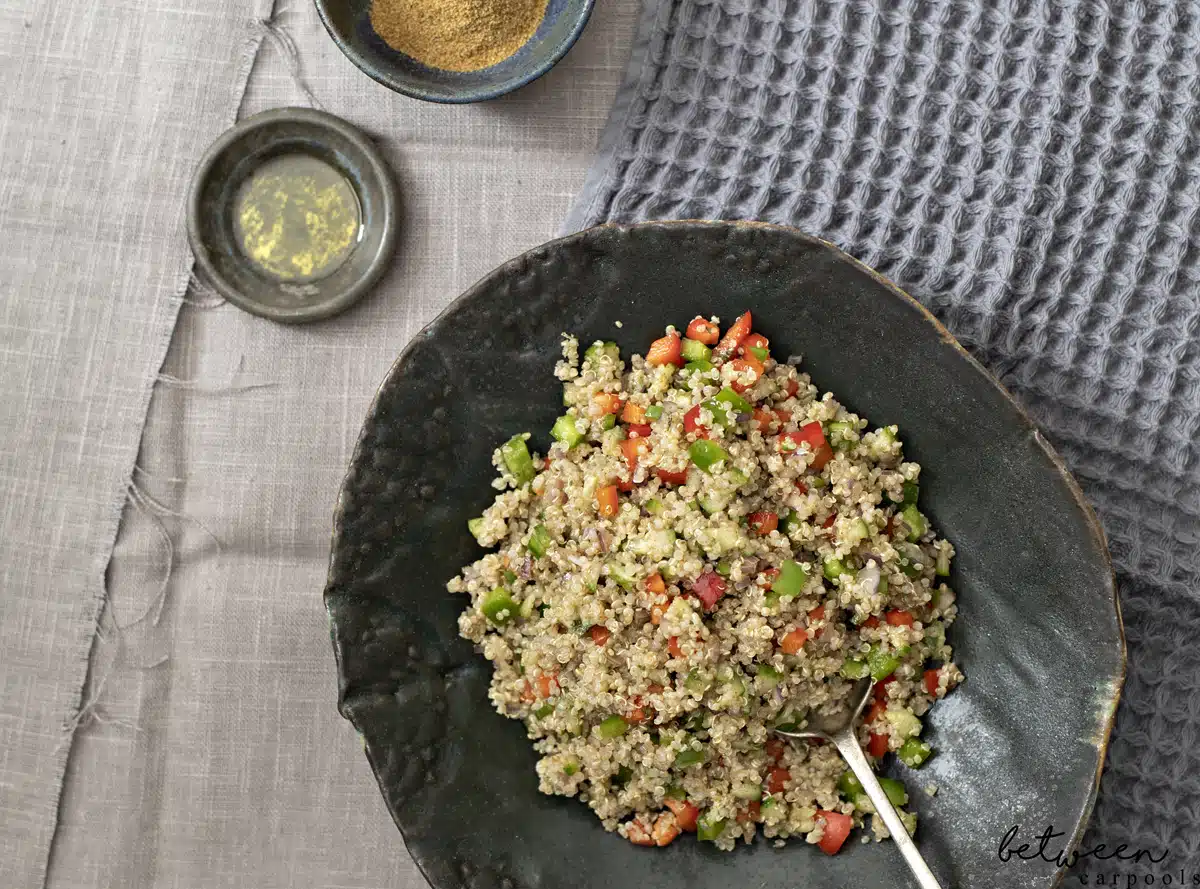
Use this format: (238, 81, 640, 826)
(567, 0, 1200, 870)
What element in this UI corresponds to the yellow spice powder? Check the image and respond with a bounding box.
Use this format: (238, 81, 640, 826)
(370, 0, 549, 73)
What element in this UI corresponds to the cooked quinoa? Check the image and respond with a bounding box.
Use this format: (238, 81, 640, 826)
(449, 312, 963, 852)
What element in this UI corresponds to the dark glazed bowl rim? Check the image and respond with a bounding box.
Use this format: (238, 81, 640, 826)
(186, 106, 398, 324)
(312, 0, 598, 104)
(325, 220, 1126, 889)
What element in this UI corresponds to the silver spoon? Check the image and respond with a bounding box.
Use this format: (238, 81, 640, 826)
(774, 677, 946, 889)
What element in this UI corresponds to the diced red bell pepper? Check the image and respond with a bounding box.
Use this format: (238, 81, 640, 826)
(620, 437, 649, 472)
(596, 484, 619, 517)
(822, 512, 837, 529)
(886, 609, 914, 627)
(868, 732, 889, 758)
(645, 573, 666, 595)
(780, 628, 807, 655)
(866, 699, 887, 723)
(627, 817, 655, 846)
(729, 354, 764, 394)
(761, 567, 780, 589)
(664, 798, 700, 831)
(784, 421, 833, 470)
(621, 402, 647, 424)
(925, 668, 941, 696)
(685, 317, 720, 345)
(650, 599, 669, 625)
(765, 737, 786, 763)
(767, 767, 790, 794)
(751, 407, 774, 431)
(807, 604, 826, 639)
(683, 403, 707, 436)
(785, 378, 799, 397)
(656, 467, 690, 485)
(652, 811, 681, 846)
(795, 480, 809, 494)
(748, 511, 778, 536)
(668, 636, 684, 658)
(874, 674, 896, 700)
(626, 423, 653, 439)
(691, 571, 727, 610)
(626, 707, 647, 724)
(616, 479, 635, 493)
(592, 392, 624, 415)
(736, 801, 762, 824)
(862, 615, 881, 629)
(536, 673, 558, 698)
(647, 333, 683, 367)
(816, 810, 853, 855)
(742, 332, 769, 353)
(714, 311, 752, 360)
(588, 625, 611, 646)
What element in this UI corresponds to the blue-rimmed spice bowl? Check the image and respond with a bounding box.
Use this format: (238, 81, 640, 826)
(314, 0, 595, 103)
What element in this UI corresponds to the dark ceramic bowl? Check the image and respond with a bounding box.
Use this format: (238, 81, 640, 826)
(187, 107, 398, 324)
(324, 222, 1125, 889)
(313, 0, 595, 103)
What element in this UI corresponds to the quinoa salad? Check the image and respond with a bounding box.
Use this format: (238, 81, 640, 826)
(449, 312, 963, 853)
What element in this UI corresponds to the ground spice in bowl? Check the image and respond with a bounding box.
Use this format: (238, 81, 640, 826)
(370, 0, 550, 73)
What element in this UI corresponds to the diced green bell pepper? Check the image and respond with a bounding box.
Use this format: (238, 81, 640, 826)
(838, 770, 864, 798)
(599, 414, 617, 431)
(583, 341, 620, 367)
(767, 559, 808, 604)
(533, 702, 554, 719)
(527, 524, 551, 558)
(596, 715, 629, 738)
(562, 757, 580, 776)
(827, 420, 855, 450)
(823, 556, 851, 581)
(644, 497, 664, 515)
(779, 511, 803, 536)
(747, 345, 770, 361)
(868, 646, 907, 681)
(879, 777, 909, 807)
(551, 414, 584, 448)
(902, 504, 928, 541)
(645, 404, 664, 420)
(696, 813, 726, 842)
(664, 784, 687, 800)
(839, 659, 869, 679)
(733, 783, 763, 801)
(689, 440, 728, 471)
(898, 738, 934, 768)
(755, 663, 783, 688)
(674, 746, 706, 768)
(684, 359, 715, 375)
(681, 338, 713, 362)
(481, 588, 519, 625)
(501, 435, 536, 485)
(684, 670, 711, 693)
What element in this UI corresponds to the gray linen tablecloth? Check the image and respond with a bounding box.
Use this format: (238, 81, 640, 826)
(566, 0, 1200, 874)
(8, 1, 639, 888)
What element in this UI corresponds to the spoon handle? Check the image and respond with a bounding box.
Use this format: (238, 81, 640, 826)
(832, 727, 946, 889)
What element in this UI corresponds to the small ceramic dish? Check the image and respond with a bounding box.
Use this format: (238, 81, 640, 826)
(324, 222, 1124, 889)
(314, 0, 596, 103)
(187, 107, 397, 324)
